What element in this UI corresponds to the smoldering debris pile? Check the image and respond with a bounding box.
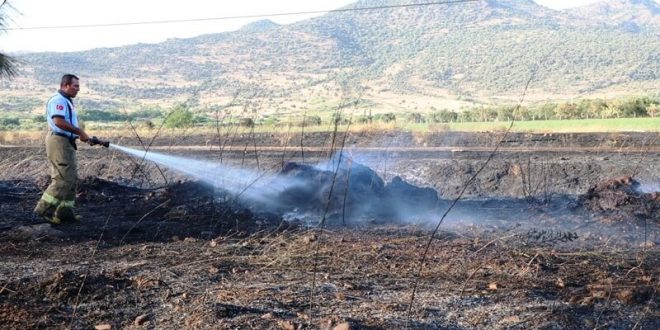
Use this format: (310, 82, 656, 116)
(269, 159, 439, 224)
(262, 162, 658, 226)
(579, 176, 660, 224)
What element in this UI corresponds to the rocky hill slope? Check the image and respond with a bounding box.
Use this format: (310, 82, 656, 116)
(2, 0, 658, 115)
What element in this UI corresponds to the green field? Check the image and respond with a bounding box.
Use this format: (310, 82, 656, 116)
(403, 117, 660, 133)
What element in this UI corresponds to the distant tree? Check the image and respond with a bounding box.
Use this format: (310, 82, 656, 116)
(537, 103, 557, 121)
(496, 106, 515, 122)
(130, 106, 164, 120)
(355, 115, 371, 124)
(31, 114, 46, 124)
(405, 112, 424, 124)
(648, 104, 659, 118)
(430, 109, 457, 123)
(555, 102, 579, 120)
(476, 107, 498, 122)
(619, 97, 649, 118)
(458, 110, 476, 122)
(164, 104, 194, 128)
(0, 1, 18, 78)
(331, 112, 350, 125)
(0, 116, 20, 129)
(239, 117, 254, 127)
(303, 115, 322, 126)
(602, 101, 623, 119)
(579, 99, 607, 119)
(379, 112, 396, 123)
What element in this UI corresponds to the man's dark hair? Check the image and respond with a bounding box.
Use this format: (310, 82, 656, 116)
(60, 74, 79, 87)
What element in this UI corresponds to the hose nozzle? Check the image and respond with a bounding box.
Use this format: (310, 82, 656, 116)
(89, 136, 110, 148)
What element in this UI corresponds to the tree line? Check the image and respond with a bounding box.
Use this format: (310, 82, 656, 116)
(0, 96, 657, 131)
(423, 96, 659, 124)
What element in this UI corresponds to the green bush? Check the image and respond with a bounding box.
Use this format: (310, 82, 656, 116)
(129, 106, 164, 120)
(374, 112, 396, 123)
(0, 117, 20, 129)
(239, 118, 255, 127)
(331, 112, 351, 125)
(164, 105, 194, 128)
(31, 115, 46, 123)
(355, 115, 372, 124)
(405, 112, 424, 123)
(430, 109, 457, 123)
(303, 115, 322, 126)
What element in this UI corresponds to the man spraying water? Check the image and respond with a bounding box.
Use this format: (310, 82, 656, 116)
(34, 74, 109, 225)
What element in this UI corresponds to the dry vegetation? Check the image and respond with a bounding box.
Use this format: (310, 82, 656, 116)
(0, 129, 658, 329)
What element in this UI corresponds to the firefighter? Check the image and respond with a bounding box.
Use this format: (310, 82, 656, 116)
(34, 74, 91, 224)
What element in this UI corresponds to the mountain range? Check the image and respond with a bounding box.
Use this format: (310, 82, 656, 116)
(1, 0, 659, 118)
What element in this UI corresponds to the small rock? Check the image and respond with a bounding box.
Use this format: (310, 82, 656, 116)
(320, 318, 334, 330)
(134, 314, 148, 325)
(640, 241, 656, 248)
(303, 235, 317, 244)
(95, 324, 112, 330)
(616, 289, 635, 305)
(333, 322, 352, 330)
(261, 312, 274, 319)
(278, 320, 296, 330)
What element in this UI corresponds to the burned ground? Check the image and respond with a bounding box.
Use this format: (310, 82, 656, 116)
(0, 131, 658, 329)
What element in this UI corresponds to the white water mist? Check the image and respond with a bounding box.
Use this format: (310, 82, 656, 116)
(636, 181, 660, 194)
(110, 144, 307, 207)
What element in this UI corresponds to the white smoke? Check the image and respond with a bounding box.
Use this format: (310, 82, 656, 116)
(635, 182, 660, 194)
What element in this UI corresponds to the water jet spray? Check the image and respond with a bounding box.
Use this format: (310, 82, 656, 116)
(107, 144, 294, 205)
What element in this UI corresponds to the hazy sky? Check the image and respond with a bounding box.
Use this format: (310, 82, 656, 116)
(0, 0, 646, 53)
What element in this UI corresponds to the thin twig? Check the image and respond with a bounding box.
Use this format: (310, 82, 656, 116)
(309, 86, 365, 325)
(406, 64, 539, 327)
(127, 118, 168, 184)
(459, 255, 497, 296)
(0, 282, 16, 294)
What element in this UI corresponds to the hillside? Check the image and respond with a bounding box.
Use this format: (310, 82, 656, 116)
(569, 0, 660, 29)
(1, 0, 659, 117)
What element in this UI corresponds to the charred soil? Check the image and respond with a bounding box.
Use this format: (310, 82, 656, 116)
(0, 131, 658, 329)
